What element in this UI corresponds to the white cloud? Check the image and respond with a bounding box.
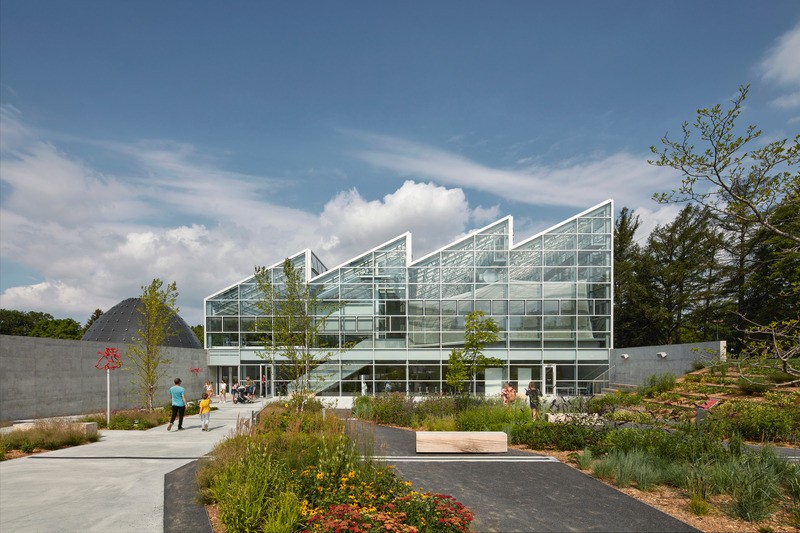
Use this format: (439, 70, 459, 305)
(631, 205, 684, 245)
(760, 22, 800, 87)
(1, 113, 677, 327)
(759, 22, 800, 109)
(318, 180, 472, 263)
(769, 90, 800, 110)
(0, 114, 485, 324)
(353, 132, 675, 212)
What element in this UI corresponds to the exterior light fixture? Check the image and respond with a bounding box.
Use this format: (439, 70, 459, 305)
(620, 353, 629, 359)
(657, 352, 667, 358)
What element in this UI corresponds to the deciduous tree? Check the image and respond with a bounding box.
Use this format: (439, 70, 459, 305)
(254, 258, 343, 397)
(649, 84, 800, 246)
(126, 279, 179, 410)
(459, 311, 502, 395)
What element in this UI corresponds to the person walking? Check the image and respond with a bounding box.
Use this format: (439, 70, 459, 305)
(199, 392, 211, 431)
(167, 377, 187, 431)
(525, 381, 542, 419)
(204, 380, 214, 402)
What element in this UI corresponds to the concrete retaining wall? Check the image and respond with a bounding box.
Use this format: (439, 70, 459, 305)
(610, 341, 725, 387)
(0, 335, 208, 422)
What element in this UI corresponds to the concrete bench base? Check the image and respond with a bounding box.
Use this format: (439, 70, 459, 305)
(12, 421, 98, 438)
(415, 431, 508, 453)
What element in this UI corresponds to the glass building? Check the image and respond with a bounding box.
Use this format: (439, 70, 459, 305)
(204, 200, 613, 397)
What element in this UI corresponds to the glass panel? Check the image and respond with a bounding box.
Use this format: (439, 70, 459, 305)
(509, 300, 525, 315)
(492, 300, 508, 315)
(525, 300, 542, 315)
(457, 300, 474, 314)
(545, 251, 576, 266)
(475, 300, 491, 313)
(222, 317, 239, 332)
(543, 267, 575, 282)
(543, 301, 559, 315)
(206, 317, 222, 331)
(441, 301, 457, 315)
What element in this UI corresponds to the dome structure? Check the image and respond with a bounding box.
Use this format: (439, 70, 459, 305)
(82, 298, 203, 349)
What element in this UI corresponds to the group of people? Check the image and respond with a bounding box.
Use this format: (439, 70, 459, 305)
(166, 377, 235, 432)
(501, 381, 542, 419)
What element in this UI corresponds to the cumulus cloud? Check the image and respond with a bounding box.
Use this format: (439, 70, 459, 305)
(0, 112, 484, 324)
(352, 132, 674, 211)
(759, 22, 800, 109)
(318, 181, 472, 264)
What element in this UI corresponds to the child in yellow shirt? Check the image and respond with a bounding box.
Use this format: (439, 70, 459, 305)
(199, 393, 211, 431)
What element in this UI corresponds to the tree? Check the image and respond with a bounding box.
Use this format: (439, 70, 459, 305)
(613, 207, 655, 347)
(643, 205, 723, 344)
(191, 324, 204, 346)
(29, 317, 83, 339)
(82, 309, 104, 335)
(453, 311, 503, 395)
(649, 84, 800, 247)
(445, 348, 469, 394)
(126, 279, 179, 410)
(0, 309, 55, 336)
(254, 258, 342, 396)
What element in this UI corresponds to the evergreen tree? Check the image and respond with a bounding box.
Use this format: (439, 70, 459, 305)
(642, 205, 723, 344)
(82, 309, 104, 335)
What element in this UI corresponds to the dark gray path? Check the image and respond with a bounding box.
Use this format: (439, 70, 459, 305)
(345, 420, 699, 533)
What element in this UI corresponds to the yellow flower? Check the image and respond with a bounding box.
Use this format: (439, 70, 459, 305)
(316, 472, 324, 480)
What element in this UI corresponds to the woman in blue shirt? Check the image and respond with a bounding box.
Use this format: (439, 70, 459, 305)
(167, 378, 187, 431)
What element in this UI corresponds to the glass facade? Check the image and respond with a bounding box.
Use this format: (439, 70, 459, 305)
(205, 201, 613, 396)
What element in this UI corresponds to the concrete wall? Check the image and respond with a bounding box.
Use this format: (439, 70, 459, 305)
(0, 335, 209, 422)
(610, 340, 726, 387)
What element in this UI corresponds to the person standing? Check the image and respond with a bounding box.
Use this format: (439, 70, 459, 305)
(525, 381, 542, 419)
(204, 380, 214, 402)
(219, 379, 227, 403)
(167, 377, 187, 431)
(199, 392, 211, 431)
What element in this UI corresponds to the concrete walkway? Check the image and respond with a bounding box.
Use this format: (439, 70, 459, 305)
(6, 403, 794, 533)
(0, 399, 262, 533)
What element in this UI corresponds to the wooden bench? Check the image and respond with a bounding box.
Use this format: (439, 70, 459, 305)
(415, 431, 508, 453)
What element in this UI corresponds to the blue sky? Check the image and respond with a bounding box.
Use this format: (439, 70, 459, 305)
(1, 1, 799, 326)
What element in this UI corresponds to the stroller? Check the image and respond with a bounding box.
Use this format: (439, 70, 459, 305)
(232, 383, 253, 404)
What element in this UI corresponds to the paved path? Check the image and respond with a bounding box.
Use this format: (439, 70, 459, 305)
(346, 420, 700, 533)
(6, 404, 795, 533)
(0, 400, 262, 533)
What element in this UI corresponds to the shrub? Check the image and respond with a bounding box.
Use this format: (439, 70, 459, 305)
(691, 360, 706, 371)
(639, 373, 676, 398)
(709, 400, 797, 443)
(689, 496, 711, 516)
(737, 378, 771, 395)
(571, 448, 593, 470)
(591, 456, 615, 481)
(82, 408, 170, 430)
(455, 400, 528, 431)
(513, 420, 607, 451)
(418, 415, 457, 431)
(0, 420, 99, 455)
(368, 393, 416, 427)
(586, 391, 642, 414)
(415, 396, 458, 420)
(352, 395, 373, 420)
(728, 468, 780, 522)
